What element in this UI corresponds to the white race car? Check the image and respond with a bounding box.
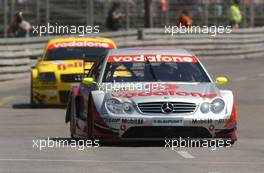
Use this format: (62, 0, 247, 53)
(65, 48, 237, 143)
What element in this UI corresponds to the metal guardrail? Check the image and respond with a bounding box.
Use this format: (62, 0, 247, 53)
(0, 27, 264, 81)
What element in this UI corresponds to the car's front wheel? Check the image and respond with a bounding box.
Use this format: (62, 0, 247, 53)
(70, 96, 77, 139)
(87, 96, 94, 140)
(30, 76, 37, 107)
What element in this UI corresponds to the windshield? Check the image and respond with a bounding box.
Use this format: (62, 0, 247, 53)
(44, 47, 108, 61)
(102, 62, 211, 83)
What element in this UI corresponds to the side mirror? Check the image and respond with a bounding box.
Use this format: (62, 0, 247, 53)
(215, 77, 228, 85)
(82, 77, 94, 85)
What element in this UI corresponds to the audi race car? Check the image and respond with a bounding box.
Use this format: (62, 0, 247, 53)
(65, 48, 237, 143)
(31, 37, 116, 106)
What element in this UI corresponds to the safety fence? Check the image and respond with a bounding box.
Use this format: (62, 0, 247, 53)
(0, 27, 264, 81)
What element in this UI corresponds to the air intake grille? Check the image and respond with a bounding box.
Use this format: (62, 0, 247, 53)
(138, 102, 196, 114)
(61, 74, 84, 83)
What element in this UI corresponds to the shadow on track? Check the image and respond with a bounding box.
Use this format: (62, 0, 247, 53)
(12, 103, 65, 109)
(46, 137, 235, 148)
(47, 137, 165, 147)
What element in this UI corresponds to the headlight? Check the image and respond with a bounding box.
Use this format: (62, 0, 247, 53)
(106, 99, 135, 114)
(210, 98, 225, 114)
(200, 98, 225, 114)
(200, 102, 210, 114)
(106, 98, 123, 114)
(38, 72, 56, 82)
(123, 102, 134, 114)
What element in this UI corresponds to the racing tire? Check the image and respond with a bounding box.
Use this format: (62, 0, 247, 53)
(87, 95, 94, 140)
(70, 96, 77, 140)
(30, 75, 37, 108)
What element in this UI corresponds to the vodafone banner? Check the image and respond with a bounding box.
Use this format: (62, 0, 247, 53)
(48, 41, 115, 50)
(108, 54, 197, 63)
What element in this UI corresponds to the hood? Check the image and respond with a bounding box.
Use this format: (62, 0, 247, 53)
(102, 82, 221, 104)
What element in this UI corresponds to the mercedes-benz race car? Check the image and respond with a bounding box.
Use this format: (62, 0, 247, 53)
(65, 48, 237, 143)
(31, 37, 116, 106)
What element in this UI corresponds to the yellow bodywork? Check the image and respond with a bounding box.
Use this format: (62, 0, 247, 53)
(31, 37, 116, 105)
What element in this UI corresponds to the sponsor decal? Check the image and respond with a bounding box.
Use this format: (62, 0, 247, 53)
(103, 118, 121, 123)
(192, 119, 213, 124)
(192, 119, 228, 124)
(57, 62, 83, 70)
(108, 54, 197, 63)
(112, 90, 217, 99)
(103, 118, 143, 124)
(121, 118, 143, 124)
(153, 119, 183, 126)
(111, 83, 217, 99)
(48, 41, 114, 50)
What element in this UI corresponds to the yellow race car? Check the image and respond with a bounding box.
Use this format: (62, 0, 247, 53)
(31, 37, 116, 106)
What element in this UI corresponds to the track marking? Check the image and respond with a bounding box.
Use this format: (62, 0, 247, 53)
(0, 159, 263, 165)
(0, 95, 27, 106)
(257, 73, 264, 77)
(209, 172, 221, 173)
(177, 151, 195, 159)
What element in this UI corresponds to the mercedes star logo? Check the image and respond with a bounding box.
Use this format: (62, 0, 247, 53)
(161, 102, 174, 114)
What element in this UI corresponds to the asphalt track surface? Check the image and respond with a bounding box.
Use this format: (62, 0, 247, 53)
(0, 58, 264, 173)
